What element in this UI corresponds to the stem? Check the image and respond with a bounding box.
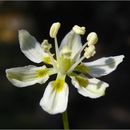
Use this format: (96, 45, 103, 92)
(62, 110, 69, 130)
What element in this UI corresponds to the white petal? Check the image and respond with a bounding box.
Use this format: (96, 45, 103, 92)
(59, 30, 82, 60)
(40, 81, 69, 114)
(19, 30, 48, 63)
(83, 55, 125, 77)
(71, 76, 109, 99)
(6, 65, 49, 87)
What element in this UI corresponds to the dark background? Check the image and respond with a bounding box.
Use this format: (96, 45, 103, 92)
(0, 1, 130, 129)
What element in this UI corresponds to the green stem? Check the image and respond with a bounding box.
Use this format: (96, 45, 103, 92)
(62, 110, 69, 129)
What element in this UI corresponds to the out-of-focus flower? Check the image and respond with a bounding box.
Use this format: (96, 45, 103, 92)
(6, 22, 124, 114)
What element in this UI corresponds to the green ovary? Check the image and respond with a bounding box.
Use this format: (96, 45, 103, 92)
(57, 55, 73, 74)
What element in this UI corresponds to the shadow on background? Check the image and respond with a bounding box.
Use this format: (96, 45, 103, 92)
(0, 1, 130, 129)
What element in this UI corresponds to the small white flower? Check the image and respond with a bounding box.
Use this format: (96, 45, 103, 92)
(6, 22, 124, 114)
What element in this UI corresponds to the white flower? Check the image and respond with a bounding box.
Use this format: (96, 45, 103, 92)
(6, 23, 124, 114)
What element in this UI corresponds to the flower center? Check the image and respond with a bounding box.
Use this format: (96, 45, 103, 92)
(57, 54, 73, 75)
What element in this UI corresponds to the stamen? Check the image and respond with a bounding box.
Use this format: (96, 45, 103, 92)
(67, 55, 85, 74)
(49, 22, 61, 38)
(54, 37, 60, 60)
(74, 32, 98, 59)
(74, 32, 98, 60)
(41, 39, 52, 52)
(68, 44, 96, 74)
(84, 45, 96, 59)
(49, 22, 61, 60)
(73, 25, 86, 35)
(48, 52, 57, 70)
(87, 32, 98, 46)
(73, 42, 88, 60)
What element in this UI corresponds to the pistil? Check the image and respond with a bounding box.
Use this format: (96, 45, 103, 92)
(49, 22, 61, 60)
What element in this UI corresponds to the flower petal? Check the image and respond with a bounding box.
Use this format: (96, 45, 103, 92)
(83, 55, 125, 77)
(71, 75, 109, 98)
(19, 30, 49, 63)
(59, 30, 82, 60)
(40, 81, 69, 114)
(6, 65, 50, 87)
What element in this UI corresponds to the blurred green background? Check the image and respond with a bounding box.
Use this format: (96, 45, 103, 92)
(0, 1, 130, 129)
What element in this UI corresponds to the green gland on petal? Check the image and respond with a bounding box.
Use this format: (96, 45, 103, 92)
(53, 79, 65, 92)
(74, 75, 89, 88)
(77, 78, 109, 98)
(74, 63, 91, 74)
(53, 74, 66, 92)
(36, 68, 49, 78)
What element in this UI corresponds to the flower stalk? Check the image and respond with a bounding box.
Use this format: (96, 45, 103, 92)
(62, 110, 69, 130)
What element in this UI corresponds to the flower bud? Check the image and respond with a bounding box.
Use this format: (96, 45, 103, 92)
(87, 32, 98, 46)
(49, 22, 61, 38)
(73, 25, 86, 35)
(84, 45, 96, 59)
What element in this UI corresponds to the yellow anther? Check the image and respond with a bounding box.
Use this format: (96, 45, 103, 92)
(84, 45, 96, 59)
(41, 39, 52, 52)
(87, 32, 98, 46)
(49, 22, 61, 38)
(73, 25, 86, 35)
